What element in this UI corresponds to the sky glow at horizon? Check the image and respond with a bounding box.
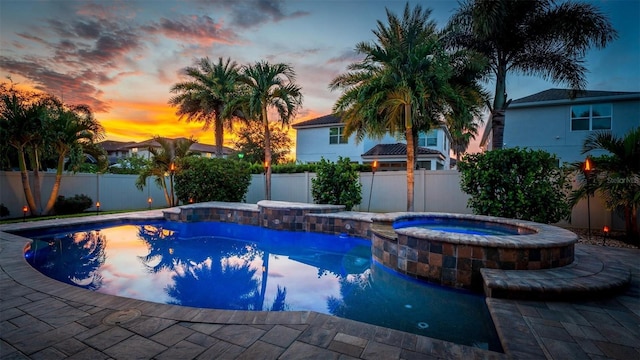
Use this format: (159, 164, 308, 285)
(1, 0, 638, 155)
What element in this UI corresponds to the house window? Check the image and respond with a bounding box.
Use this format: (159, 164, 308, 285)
(131, 148, 138, 153)
(418, 131, 438, 147)
(571, 104, 611, 131)
(329, 127, 348, 144)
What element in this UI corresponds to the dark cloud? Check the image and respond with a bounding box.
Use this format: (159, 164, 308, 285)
(0, 57, 110, 112)
(143, 15, 238, 45)
(199, 0, 309, 28)
(326, 49, 362, 65)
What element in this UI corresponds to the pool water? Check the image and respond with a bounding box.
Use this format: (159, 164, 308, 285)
(393, 217, 530, 235)
(22, 220, 501, 350)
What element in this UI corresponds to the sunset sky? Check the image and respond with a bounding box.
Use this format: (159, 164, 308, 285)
(1, 0, 639, 154)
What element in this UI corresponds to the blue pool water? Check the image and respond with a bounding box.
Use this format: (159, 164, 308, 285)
(21, 220, 501, 350)
(394, 217, 530, 236)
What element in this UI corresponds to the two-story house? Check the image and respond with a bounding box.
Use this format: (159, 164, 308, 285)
(292, 114, 451, 170)
(481, 88, 640, 164)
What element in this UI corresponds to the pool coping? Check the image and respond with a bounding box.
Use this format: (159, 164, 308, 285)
(0, 209, 507, 359)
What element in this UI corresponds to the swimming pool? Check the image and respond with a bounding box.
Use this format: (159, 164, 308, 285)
(21, 220, 501, 350)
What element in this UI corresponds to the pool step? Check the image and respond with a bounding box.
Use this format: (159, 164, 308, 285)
(481, 247, 631, 300)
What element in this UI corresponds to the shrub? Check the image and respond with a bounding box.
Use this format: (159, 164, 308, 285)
(174, 157, 251, 203)
(0, 203, 9, 217)
(311, 157, 362, 211)
(54, 194, 94, 215)
(458, 148, 571, 223)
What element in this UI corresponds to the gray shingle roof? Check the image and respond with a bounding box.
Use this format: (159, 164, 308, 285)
(511, 88, 640, 104)
(362, 143, 442, 157)
(292, 114, 341, 128)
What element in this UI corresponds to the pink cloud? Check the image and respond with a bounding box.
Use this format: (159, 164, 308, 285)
(143, 15, 239, 46)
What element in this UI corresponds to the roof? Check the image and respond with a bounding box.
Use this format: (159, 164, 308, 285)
(511, 88, 640, 106)
(98, 140, 135, 151)
(362, 143, 442, 157)
(292, 114, 341, 128)
(123, 137, 232, 154)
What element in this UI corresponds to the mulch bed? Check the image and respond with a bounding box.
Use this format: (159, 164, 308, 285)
(563, 227, 639, 249)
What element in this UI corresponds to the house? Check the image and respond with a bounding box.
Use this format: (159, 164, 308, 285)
(292, 114, 451, 170)
(99, 138, 233, 164)
(98, 140, 136, 164)
(481, 88, 640, 164)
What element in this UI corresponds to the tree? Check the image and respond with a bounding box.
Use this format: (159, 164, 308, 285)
(232, 121, 292, 165)
(459, 148, 571, 223)
(44, 102, 105, 214)
(236, 61, 303, 200)
(136, 137, 195, 207)
(330, 3, 484, 211)
(447, 0, 617, 150)
(169, 57, 243, 157)
(445, 50, 489, 162)
(1, 83, 58, 214)
(174, 157, 251, 203)
(568, 128, 640, 240)
(311, 157, 362, 211)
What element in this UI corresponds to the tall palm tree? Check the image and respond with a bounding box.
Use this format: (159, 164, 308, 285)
(447, 0, 617, 150)
(569, 128, 640, 240)
(236, 61, 303, 200)
(44, 103, 105, 214)
(169, 57, 242, 157)
(136, 137, 195, 207)
(331, 3, 483, 211)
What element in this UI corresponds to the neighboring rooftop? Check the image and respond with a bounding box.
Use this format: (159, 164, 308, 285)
(511, 88, 640, 106)
(362, 143, 442, 157)
(292, 114, 341, 128)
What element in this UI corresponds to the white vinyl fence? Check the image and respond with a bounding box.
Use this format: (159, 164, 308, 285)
(0, 170, 627, 231)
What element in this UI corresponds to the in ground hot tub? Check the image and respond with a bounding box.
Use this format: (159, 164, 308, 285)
(371, 213, 578, 291)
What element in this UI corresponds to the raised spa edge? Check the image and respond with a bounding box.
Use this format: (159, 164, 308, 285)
(163, 201, 577, 291)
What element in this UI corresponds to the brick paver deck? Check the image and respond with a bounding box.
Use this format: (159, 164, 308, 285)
(1, 211, 638, 359)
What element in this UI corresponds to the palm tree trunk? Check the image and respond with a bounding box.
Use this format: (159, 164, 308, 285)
(161, 177, 171, 207)
(17, 145, 37, 213)
(404, 104, 415, 212)
(491, 63, 508, 150)
(44, 153, 66, 214)
(263, 108, 272, 200)
(214, 115, 224, 158)
(31, 147, 43, 215)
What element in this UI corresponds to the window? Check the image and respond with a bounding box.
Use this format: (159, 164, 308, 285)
(329, 126, 348, 144)
(418, 130, 438, 147)
(571, 104, 611, 131)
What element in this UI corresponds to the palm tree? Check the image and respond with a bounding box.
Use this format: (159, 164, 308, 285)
(236, 61, 303, 200)
(569, 128, 640, 240)
(169, 57, 242, 157)
(445, 50, 489, 162)
(0, 84, 54, 214)
(330, 3, 483, 211)
(446, 0, 617, 150)
(136, 137, 195, 207)
(43, 103, 105, 214)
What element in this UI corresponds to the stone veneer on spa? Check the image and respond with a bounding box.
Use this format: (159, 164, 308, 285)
(370, 213, 578, 291)
(164, 202, 578, 292)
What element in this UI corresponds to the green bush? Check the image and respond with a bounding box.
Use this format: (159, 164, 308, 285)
(0, 203, 9, 217)
(458, 148, 571, 223)
(174, 157, 251, 203)
(311, 157, 362, 211)
(54, 194, 94, 215)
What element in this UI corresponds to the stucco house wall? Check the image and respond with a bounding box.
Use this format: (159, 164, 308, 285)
(503, 89, 640, 164)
